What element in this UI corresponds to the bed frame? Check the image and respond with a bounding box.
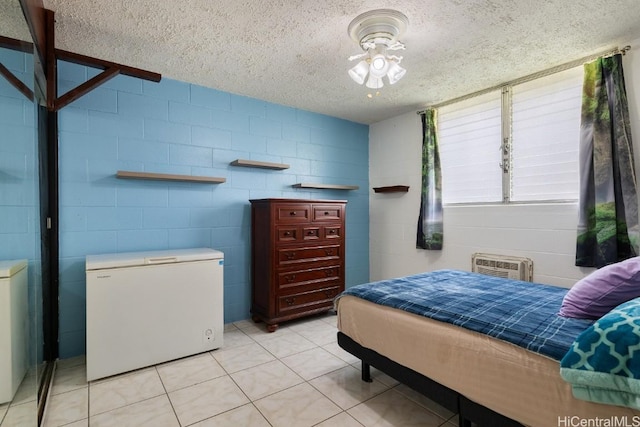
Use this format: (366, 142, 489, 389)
(337, 331, 524, 427)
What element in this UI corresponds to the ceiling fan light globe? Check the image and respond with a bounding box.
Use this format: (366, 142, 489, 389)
(366, 75, 384, 89)
(348, 60, 369, 84)
(386, 62, 406, 84)
(368, 53, 390, 77)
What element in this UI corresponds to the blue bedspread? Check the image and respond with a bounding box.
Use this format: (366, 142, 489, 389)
(341, 269, 593, 361)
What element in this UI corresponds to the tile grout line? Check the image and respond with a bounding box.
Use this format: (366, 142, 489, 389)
(241, 320, 373, 427)
(152, 365, 181, 427)
(217, 360, 274, 427)
(208, 341, 252, 406)
(86, 379, 90, 427)
(229, 319, 355, 426)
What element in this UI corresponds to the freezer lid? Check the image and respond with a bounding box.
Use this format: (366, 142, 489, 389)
(0, 259, 27, 278)
(86, 248, 224, 271)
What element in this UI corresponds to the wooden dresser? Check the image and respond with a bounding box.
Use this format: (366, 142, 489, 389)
(250, 198, 346, 331)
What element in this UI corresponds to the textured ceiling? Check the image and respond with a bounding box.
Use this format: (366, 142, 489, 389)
(1, 0, 30, 41)
(6, 1, 640, 124)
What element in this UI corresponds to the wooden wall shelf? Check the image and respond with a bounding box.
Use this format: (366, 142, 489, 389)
(373, 185, 410, 193)
(116, 170, 226, 184)
(292, 183, 359, 190)
(230, 159, 289, 170)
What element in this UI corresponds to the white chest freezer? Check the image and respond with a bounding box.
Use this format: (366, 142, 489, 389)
(86, 248, 224, 381)
(0, 259, 28, 404)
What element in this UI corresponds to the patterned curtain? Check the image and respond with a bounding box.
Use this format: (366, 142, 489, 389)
(576, 54, 639, 267)
(417, 109, 443, 250)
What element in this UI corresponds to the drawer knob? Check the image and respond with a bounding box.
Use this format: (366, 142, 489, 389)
(324, 290, 334, 297)
(286, 274, 296, 283)
(324, 211, 330, 215)
(284, 231, 291, 236)
(285, 297, 296, 306)
(290, 211, 297, 216)
(325, 269, 334, 277)
(286, 252, 296, 260)
(307, 230, 315, 235)
(325, 249, 334, 256)
(329, 229, 336, 234)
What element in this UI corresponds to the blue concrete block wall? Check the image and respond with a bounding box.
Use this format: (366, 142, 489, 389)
(0, 47, 42, 362)
(57, 62, 370, 358)
(0, 48, 36, 260)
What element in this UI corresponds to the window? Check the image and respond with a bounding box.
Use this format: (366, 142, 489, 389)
(438, 66, 583, 204)
(439, 91, 502, 204)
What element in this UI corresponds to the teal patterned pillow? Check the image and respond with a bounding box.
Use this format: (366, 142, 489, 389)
(560, 297, 640, 409)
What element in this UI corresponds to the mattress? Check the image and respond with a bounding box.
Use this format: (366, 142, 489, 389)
(341, 269, 592, 361)
(336, 295, 640, 427)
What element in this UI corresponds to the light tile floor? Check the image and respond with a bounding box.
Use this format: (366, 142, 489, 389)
(0, 367, 38, 427)
(39, 314, 459, 427)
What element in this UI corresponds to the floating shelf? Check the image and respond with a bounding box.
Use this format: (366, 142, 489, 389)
(116, 170, 226, 184)
(230, 159, 289, 170)
(373, 185, 410, 193)
(292, 183, 359, 190)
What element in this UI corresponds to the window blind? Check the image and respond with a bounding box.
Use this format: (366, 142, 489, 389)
(439, 90, 502, 204)
(511, 67, 583, 202)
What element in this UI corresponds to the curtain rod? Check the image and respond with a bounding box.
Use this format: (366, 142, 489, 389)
(416, 45, 631, 114)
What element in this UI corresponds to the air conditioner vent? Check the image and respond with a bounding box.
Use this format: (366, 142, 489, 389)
(471, 253, 533, 282)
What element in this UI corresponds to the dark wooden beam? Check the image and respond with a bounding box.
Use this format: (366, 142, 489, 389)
(50, 49, 160, 110)
(0, 35, 33, 53)
(56, 49, 161, 82)
(19, 0, 46, 67)
(45, 8, 55, 111)
(55, 67, 120, 110)
(4, 8, 161, 111)
(0, 62, 34, 100)
(0, 35, 37, 101)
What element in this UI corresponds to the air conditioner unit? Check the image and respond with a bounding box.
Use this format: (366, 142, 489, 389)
(471, 253, 533, 282)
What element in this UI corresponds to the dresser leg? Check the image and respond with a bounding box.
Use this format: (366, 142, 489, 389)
(267, 324, 279, 332)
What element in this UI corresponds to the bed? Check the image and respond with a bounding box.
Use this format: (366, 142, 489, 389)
(335, 269, 640, 427)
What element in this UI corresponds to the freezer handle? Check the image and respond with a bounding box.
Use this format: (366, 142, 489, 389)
(145, 257, 178, 264)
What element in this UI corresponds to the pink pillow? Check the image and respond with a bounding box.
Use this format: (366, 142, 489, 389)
(559, 257, 640, 319)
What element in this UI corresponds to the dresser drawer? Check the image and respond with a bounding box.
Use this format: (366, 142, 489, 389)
(276, 204, 311, 223)
(277, 245, 341, 265)
(323, 225, 342, 240)
(278, 265, 341, 291)
(277, 227, 299, 242)
(313, 205, 343, 222)
(302, 226, 320, 240)
(277, 286, 341, 315)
